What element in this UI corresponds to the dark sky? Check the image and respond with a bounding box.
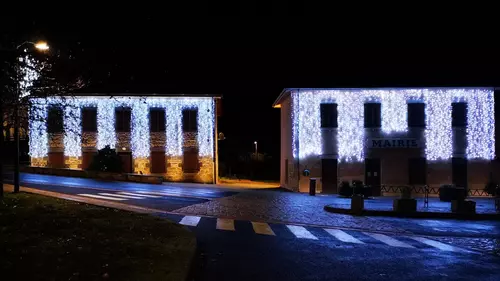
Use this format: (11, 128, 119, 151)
(3, 15, 500, 157)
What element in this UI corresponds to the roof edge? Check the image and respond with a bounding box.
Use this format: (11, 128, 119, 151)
(58, 92, 222, 98)
(272, 88, 291, 108)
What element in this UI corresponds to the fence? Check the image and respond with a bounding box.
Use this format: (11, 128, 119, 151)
(379, 185, 491, 197)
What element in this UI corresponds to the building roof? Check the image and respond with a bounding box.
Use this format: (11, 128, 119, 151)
(70, 92, 222, 98)
(272, 87, 496, 108)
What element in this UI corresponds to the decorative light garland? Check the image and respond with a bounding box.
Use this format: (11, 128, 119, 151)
(291, 88, 494, 162)
(18, 54, 39, 99)
(29, 96, 215, 161)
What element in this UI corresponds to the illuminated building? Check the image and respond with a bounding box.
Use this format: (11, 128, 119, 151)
(273, 88, 495, 193)
(29, 94, 221, 183)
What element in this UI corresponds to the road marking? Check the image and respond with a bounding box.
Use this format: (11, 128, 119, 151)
(217, 219, 235, 231)
(179, 216, 201, 226)
(363, 232, 415, 248)
(135, 191, 209, 200)
(78, 194, 127, 201)
(98, 193, 144, 199)
(325, 229, 364, 244)
(410, 237, 459, 252)
(118, 192, 162, 198)
(286, 225, 318, 240)
(251, 222, 275, 236)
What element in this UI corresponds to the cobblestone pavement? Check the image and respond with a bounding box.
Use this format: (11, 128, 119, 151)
(432, 236, 500, 256)
(173, 191, 411, 234)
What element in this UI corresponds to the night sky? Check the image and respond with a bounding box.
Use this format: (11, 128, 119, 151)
(3, 16, 500, 162)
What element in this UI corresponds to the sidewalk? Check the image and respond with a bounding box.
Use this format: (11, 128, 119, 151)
(324, 196, 500, 219)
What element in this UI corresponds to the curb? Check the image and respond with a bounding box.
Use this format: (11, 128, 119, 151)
(324, 204, 500, 220)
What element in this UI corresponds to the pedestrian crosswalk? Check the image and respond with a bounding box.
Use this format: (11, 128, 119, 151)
(173, 215, 471, 253)
(77, 190, 216, 201)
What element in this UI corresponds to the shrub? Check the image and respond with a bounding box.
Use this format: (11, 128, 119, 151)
(87, 145, 123, 173)
(439, 184, 466, 202)
(338, 181, 352, 197)
(352, 180, 365, 196)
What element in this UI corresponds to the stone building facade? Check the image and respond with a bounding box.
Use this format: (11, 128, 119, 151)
(28, 94, 220, 184)
(273, 88, 496, 193)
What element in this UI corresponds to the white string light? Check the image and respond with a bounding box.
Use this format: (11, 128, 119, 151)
(28, 100, 48, 158)
(291, 88, 495, 162)
(18, 54, 39, 99)
(29, 97, 215, 161)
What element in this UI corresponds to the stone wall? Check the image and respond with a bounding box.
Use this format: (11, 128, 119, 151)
(166, 156, 183, 182)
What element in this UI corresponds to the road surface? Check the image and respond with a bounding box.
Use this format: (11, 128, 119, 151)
(3, 173, 500, 280)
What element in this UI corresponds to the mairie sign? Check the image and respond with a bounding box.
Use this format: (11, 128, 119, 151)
(368, 138, 419, 148)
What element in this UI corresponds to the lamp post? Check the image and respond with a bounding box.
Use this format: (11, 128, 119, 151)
(12, 41, 49, 193)
(254, 141, 258, 158)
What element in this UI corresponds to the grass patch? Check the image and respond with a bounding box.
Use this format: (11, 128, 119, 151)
(0, 193, 196, 281)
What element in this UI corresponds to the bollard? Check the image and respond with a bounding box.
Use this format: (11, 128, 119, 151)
(309, 178, 316, 196)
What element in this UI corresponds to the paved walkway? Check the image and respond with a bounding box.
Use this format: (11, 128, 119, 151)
(173, 191, 411, 233)
(326, 196, 498, 214)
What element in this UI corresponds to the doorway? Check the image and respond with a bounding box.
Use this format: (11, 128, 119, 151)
(118, 152, 132, 173)
(365, 158, 381, 187)
(321, 159, 338, 193)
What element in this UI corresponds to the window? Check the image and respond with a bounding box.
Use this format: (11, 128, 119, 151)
(115, 107, 131, 132)
(150, 108, 166, 132)
(408, 158, 426, 185)
(452, 102, 467, 127)
(47, 107, 64, 133)
(82, 107, 97, 132)
(320, 103, 338, 128)
(182, 109, 198, 132)
(183, 149, 199, 172)
(407, 103, 425, 128)
(364, 103, 381, 128)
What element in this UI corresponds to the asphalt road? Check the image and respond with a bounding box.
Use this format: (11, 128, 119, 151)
(3, 173, 500, 280)
(160, 213, 500, 281)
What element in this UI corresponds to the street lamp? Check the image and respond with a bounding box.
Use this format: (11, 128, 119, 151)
(254, 141, 258, 156)
(34, 42, 49, 51)
(12, 40, 49, 193)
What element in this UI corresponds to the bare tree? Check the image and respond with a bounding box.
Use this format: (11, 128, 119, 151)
(1, 41, 85, 196)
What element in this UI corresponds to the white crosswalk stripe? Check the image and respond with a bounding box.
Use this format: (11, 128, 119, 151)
(409, 236, 461, 252)
(286, 225, 318, 240)
(78, 194, 127, 201)
(325, 229, 364, 244)
(217, 219, 235, 231)
(135, 190, 208, 199)
(251, 222, 275, 236)
(363, 232, 415, 248)
(179, 216, 201, 226)
(98, 193, 144, 199)
(118, 192, 161, 198)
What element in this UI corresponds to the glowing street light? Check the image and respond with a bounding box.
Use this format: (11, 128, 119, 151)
(254, 141, 258, 155)
(34, 41, 49, 51)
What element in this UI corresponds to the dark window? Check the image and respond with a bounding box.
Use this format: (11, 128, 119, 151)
(150, 108, 166, 132)
(115, 107, 131, 132)
(82, 107, 97, 132)
(183, 149, 199, 173)
(364, 103, 381, 128)
(47, 107, 64, 133)
(452, 102, 467, 127)
(407, 103, 426, 128)
(408, 158, 427, 185)
(320, 103, 338, 128)
(182, 109, 198, 132)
